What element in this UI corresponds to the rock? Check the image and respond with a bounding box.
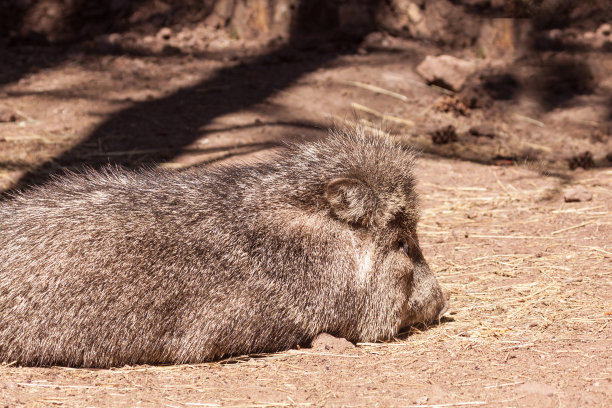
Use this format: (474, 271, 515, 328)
(157, 27, 172, 41)
(416, 55, 479, 92)
(106, 33, 121, 45)
(0, 109, 17, 123)
(564, 186, 592, 203)
(597, 23, 612, 38)
(406, 1, 423, 23)
(310, 333, 355, 352)
(465, 210, 478, 219)
(584, 31, 596, 40)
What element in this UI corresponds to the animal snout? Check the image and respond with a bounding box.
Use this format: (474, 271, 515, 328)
(435, 289, 450, 320)
(437, 300, 449, 319)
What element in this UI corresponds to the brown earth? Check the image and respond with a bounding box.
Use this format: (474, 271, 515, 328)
(1, 5, 612, 408)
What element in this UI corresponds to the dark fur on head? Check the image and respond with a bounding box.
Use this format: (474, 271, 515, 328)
(0, 127, 446, 367)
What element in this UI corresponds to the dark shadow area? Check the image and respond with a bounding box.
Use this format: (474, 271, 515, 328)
(0, 1, 232, 86)
(456, 0, 611, 29)
(531, 58, 595, 111)
(203, 120, 322, 134)
(6, 48, 347, 191)
(0, 44, 71, 87)
(481, 73, 520, 101)
(519, 3, 608, 114)
(157, 140, 284, 170)
(0, 0, 137, 86)
(1, 0, 147, 43)
(5, 1, 382, 194)
(451, 0, 506, 17)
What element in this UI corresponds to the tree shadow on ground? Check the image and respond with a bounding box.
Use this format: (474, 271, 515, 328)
(5, 44, 351, 193)
(530, 58, 595, 111)
(4, 1, 382, 194)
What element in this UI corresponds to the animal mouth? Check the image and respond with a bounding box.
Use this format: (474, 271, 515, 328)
(399, 303, 449, 331)
(437, 303, 449, 319)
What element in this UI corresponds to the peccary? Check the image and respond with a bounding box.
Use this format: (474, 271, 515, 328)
(0, 127, 447, 368)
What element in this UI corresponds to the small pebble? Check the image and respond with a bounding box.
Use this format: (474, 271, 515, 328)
(0, 109, 17, 123)
(157, 27, 172, 40)
(310, 333, 355, 352)
(563, 185, 592, 202)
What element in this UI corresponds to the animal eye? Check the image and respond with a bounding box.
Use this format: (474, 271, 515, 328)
(399, 239, 411, 256)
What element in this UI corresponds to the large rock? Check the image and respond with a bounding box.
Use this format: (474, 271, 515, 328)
(416, 54, 479, 92)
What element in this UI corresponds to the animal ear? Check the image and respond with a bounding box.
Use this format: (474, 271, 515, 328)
(325, 178, 377, 225)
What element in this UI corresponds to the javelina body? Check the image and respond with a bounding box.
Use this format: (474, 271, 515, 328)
(0, 128, 447, 368)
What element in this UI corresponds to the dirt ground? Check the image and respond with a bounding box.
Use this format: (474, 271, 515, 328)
(1, 7, 612, 407)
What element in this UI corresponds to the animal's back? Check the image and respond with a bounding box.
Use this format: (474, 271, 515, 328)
(0, 168, 266, 364)
(0, 164, 349, 366)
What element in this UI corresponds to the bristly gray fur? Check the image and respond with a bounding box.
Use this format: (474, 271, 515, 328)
(0, 126, 447, 368)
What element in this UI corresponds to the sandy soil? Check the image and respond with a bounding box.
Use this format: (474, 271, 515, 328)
(1, 17, 611, 408)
